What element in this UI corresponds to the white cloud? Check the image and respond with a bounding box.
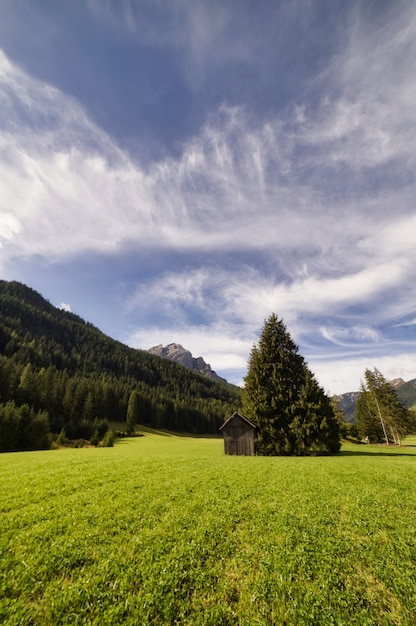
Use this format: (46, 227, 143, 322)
(219, 262, 410, 331)
(126, 316, 416, 395)
(123, 262, 416, 394)
(395, 319, 416, 328)
(320, 326, 381, 346)
(125, 321, 252, 387)
(2, 36, 416, 284)
(299, 2, 416, 172)
(0, 211, 21, 245)
(311, 353, 416, 396)
(2, 0, 416, 396)
(58, 302, 71, 312)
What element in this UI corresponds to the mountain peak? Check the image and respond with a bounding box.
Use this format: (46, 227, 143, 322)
(389, 378, 405, 388)
(148, 343, 226, 382)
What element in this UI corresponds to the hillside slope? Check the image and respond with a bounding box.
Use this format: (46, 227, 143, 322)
(0, 281, 241, 450)
(394, 378, 416, 410)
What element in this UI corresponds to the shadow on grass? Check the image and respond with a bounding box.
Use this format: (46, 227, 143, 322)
(109, 421, 222, 440)
(134, 426, 221, 439)
(340, 446, 416, 457)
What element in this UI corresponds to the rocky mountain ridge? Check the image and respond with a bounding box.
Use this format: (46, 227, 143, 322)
(148, 343, 226, 383)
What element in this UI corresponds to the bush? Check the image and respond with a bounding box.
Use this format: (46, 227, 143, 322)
(100, 429, 115, 447)
(90, 429, 101, 446)
(56, 428, 67, 446)
(71, 439, 88, 448)
(341, 422, 360, 440)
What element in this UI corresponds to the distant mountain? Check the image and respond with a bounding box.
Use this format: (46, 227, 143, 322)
(337, 377, 416, 421)
(390, 378, 405, 388)
(148, 343, 226, 383)
(393, 378, 416, 409)
(336, 391, 361, 422)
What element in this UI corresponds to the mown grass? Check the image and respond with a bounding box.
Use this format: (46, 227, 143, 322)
(1, 434, 416, 625)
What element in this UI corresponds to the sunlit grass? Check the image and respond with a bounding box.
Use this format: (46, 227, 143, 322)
(402, 433, 416, 446)
(1, 437, 416, 624)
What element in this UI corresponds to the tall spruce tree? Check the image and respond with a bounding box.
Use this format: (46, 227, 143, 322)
(291, 367, 341, 455)
(242, 314, 340, 455)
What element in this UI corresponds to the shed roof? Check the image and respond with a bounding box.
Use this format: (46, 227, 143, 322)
(219, 411, 257, 431)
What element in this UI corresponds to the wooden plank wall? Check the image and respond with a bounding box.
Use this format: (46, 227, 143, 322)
(223, 419, 255, 456)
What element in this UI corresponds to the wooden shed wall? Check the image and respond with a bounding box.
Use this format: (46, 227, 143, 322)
(222, 417, 255, 456)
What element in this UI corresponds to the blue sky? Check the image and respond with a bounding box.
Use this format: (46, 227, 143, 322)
(1, 0, 416, 394)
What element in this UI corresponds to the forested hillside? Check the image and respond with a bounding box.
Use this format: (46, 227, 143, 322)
(0, 281, 241, 451)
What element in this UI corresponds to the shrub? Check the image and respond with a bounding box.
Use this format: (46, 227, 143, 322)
(101, 429, 115, 447)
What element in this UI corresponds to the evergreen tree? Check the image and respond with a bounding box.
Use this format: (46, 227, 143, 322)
(356, 368, 412, 444)
(291, 367, 341, 455)
(355, 382, 384, 442)
(0, 401, 49, 452)
(17, 363, 36, 406)
(242, 313, 340, 455)
(126, 390, 140, 434)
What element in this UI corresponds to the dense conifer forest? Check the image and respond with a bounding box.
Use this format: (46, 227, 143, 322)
(0, 281, 241, 451)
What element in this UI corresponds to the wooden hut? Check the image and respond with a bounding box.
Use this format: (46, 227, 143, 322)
(219, 412, 256, 456)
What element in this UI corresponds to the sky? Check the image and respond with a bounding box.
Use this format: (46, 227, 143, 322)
(1, 0, 416, 395)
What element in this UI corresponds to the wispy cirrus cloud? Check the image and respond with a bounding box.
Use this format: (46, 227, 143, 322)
(1, 0, 416, 394)
(0, 58, 353, 264)
(320, 326, 382, 347)
(300, 3, 416, 153)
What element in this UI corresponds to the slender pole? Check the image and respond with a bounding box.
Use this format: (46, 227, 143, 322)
(374, 392, 389, 446)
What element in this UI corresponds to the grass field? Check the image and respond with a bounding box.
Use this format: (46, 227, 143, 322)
(1, 433, 416, 625)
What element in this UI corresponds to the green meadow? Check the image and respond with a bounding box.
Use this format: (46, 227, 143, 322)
(1, 434, 416, 625)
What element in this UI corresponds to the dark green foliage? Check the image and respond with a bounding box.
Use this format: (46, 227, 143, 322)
(340, 421, 360, 440)
(101, 429, 115, 447)
(56, 428, 66, 446)
(0, 280, 241, 451)
(356, 368, 413, 444)
(290, 368, 341, 455)
(0, 401, 49, 452)
(126, 390, 141, 434)
(355, 382, 384, 443)
(242, 314, 340, 455)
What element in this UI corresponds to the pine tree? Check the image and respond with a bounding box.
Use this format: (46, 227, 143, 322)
(242, 314, 340, 455)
